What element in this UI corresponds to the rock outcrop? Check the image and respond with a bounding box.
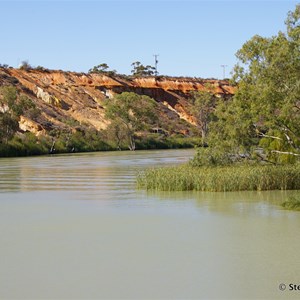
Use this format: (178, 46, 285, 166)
(0, 68, 235, 135)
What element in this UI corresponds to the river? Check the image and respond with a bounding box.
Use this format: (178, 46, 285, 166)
(0, 149, 299, 299)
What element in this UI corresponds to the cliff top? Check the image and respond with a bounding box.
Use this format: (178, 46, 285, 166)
(0, 67, 235, 95)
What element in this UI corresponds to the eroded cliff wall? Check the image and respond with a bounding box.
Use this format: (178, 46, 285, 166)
(0, 68, 234, 135)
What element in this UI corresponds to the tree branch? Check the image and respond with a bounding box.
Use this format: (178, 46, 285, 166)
(281, 124, 300, 143)
(258, 132, 282, 140)
(271, 150, 300, 156)
(255, 152, 277, 165)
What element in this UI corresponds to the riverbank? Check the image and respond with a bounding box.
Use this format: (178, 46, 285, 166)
(137, 163, 300, 192)
(0, 134, 199, 158)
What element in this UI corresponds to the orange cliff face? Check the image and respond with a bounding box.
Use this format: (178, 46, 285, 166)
(0, 68, 235, 135)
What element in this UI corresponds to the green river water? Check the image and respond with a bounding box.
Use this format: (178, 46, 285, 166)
(0, 149, 299, 299)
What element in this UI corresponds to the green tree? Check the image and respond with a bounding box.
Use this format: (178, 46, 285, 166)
(207, 5, 300, 164)
(0, 86, 21, 144)
(89, 63, 109, 73)
(20, 95, 41, 120)
(88, 63, 116, 76)
(189, 87, 216, 145)
(105, 92, 157, 150)
(105, 119, 128, 150)
(0, 64, 9, 68)
(0, 86, 40, 144)
(19, 60, 32, 70)
(0, 112, 19, 144)
(131, 61, 155, 77)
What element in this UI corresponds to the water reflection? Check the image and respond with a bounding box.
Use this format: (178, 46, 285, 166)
(146, 189, 300, 218)
(0, 149, 193, 193)
(1, 148, 299, 215)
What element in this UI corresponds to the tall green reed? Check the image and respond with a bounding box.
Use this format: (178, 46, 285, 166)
(137, 164, 300, 192)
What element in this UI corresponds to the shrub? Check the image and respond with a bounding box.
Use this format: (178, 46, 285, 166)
(19, 60, 32, 70)
(190, 147, 234, 167)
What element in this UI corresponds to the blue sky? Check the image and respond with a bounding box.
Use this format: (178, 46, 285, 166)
(0, 0, 298, 78)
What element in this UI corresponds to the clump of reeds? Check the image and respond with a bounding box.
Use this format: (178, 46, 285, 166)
(137, 163, 300, 192)
(282, 196, 300, 210)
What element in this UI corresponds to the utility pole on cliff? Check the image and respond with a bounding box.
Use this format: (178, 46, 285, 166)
(153, 54, 159, 76)
(221, 65, 228, 79)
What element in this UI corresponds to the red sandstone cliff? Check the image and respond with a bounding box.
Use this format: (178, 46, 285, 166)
(0, 68, 234, 135)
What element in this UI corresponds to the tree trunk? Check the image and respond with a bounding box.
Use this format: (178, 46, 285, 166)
(128, 135, 136, 151)
(50, 139, 56, 154)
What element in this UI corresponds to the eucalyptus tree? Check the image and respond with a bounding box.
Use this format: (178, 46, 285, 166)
(105, 92, 157, 150)
(207, 5, 300, 163)
(131, 61, 155, 77)
(189, 86, 216, 145)
(88, 63, 117, 76)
